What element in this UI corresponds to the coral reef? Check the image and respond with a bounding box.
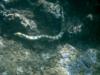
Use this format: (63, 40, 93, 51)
(0, 0, 100, 75)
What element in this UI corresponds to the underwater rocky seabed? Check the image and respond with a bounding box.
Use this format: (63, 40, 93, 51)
(0, 0, 100, 75)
